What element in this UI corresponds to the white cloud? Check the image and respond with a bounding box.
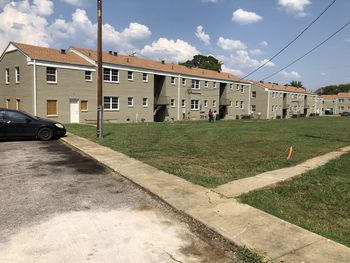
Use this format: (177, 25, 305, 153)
(280, 70, 301, 78)
(202, 0, 219, 3)
(232, 9, 263, 25)
(0, 0, 53, 51)
(217, 37, 246, 51)
(61, 0, 85, 6)
(278, 0, 311, 17)
(321, 72, 326, 76)
(140, 38, 199, 64)
(249, 49, 263, 55)
(221, 64, 243, 77)
(50, 9, 151, 51)
(228, 50, 275, 69)
(195, 25, 210, 46)
(260, 41, 268, 47)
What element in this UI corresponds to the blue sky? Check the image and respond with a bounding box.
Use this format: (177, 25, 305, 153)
(0, 0, 349, 90)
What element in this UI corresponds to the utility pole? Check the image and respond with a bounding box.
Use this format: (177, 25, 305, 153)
(97, 0, 104, 139)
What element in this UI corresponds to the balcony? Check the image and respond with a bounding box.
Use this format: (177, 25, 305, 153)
(155, 96, 170, 105)
(219, 98, 231, 106)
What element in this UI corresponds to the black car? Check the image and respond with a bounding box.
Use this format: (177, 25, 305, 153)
(0, 108, 66, 141)
(339, 112, 350, 117)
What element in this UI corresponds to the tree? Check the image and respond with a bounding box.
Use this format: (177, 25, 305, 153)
(315, 83, 350, 95)
(289, 81, 304, 88)
(180, 54, 223, 72)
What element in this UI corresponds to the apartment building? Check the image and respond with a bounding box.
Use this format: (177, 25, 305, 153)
(320, 92, 350, 114)
(250, 81, 322, 119)
(0, 42, 251, 124)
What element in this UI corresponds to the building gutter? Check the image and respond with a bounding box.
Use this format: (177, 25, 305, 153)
(248, 85, 251, 115)
(267, 90, 270, 119)
(177, 75, 181, 121)
(33, 59, 37, 116)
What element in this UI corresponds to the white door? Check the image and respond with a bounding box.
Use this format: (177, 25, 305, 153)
(70, 99, 80, 123)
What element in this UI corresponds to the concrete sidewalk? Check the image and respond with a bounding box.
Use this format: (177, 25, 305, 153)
(61, 134, 350, 262)
(215, 146, 350, 197)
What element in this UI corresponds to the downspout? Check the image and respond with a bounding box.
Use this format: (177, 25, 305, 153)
(267, 90, 270, 119)
(33, 60, 37, 116)
(177, 75, 181, 121)
(248, 85, 251, 115)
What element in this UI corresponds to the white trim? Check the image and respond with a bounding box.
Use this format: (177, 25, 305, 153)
(33, 60, 37, 116)
(142, 72, 148, 82)
(69, 48, 96, 65)
(85, 71, 93, 81)
(127, 97, 134, 107)
(5, 68, 9, 84)
(127, 71, 133, 81)
(177, 75, 180, 121)
(46, 67, 57, 84)
(190, 99, 200, 110)
(28, 60, 96, 72)
(142, 97, 148, 107)
(248, 85, 251, 114)
(15, 67, 20, 83)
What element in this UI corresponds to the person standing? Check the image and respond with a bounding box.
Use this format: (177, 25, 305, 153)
(208, 109, 213, 122)
(212, 110, 217, 122)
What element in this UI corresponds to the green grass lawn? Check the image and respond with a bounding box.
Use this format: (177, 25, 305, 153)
(66, 117, 350, 187)
(239, 152, 350, 247)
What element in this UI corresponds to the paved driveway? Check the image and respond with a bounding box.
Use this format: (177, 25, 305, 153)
(0, 140, 236, 263)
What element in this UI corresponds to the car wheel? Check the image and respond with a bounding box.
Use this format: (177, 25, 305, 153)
(37, 127, 54, 141)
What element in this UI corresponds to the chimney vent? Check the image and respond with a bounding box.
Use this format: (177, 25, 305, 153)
(109, 51, 113, 55)
(113, 52, 118, 56)
(60, 49, 66, 54)
(161, 60, 165, 64)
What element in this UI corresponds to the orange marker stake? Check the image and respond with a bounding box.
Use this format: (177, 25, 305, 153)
(287, 146, 293, 160)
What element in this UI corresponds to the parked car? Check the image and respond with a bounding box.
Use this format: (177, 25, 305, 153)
(339, 112, 350, 117)
(0, 108, 66, 141)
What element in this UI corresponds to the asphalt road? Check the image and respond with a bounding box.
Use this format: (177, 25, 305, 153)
(0, 140, 237, 263)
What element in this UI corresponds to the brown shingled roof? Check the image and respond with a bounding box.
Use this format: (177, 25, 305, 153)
(71, 47, 246, 83)
(320, 94, 337, 100)
(253, 81, 313, 94)
(13, 42, 93, 66)
(337, 92, 350, 98)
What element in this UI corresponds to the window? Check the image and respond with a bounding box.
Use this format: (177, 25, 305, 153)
(103, 68, 119, 82)
(128, 97, 134, 107)
(128, 71, 133, 80)
(16, 99, 20, 110)
(104, 96, 119, 110)
(235, 100, 239, 107)
(81, 100, 88, 111)
(171, 77, 176, 85)
(6, 99, 10, 108)
(213, 82, 217, 88)
(85, 71, 92, 81)
(181, 99, 186, 108)
(213, 100, 216, 107)
(252, 91, 256, 98)
(15, 67, 20, 83)
(204, 100, 208, 108)
(46, 67, 57, 83)
(272, 92, 276, 98)
(47, 100, 57, 116)
(230, 100, 233, 107)
(143, 98, 148, 107)
(170, 99, 175, 107)
(182, 78, 186, 85)
(240, 101, 244, 109)
(251, 105, 256, 112)
(339, 106, 344, 111)
(236, 85, 240, 91)
(191, 79, 200, 89)
(338, 98, 345, 103)
(240, 86, 244, 93)
(204, 81, 208, 88)
(143, 73, 148, 82)
(5, 68, 9, 84)
(230, 84, 233, 89)
(191, 100, 200, 110)
(272, 105, 275, 112)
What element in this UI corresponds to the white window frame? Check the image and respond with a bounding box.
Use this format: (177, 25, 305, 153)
(236, 85, 240, 91)
(171, 77, 176, 85)
(204, 100, 208, 108)
(46, 67, 57, 83)
(128, 71, 133, 81)
(5, 68, 9, 84)
(213, 100, 216, 108)
(251, 105, 256, 112)
(191, 100, 200, 110)
(104, 96, 119, 110)
(230, 100, 233, 107)
(235, 100, 239, 108)
(338, 98, 345, 103)
(213, 82, 217, 89)
(170, 99, 175, 108)
(240, 101, 244, 109)
(204, 81, 208, 88)
(15, 67, 20, 83)
(85, 71, 92, 82)
(240, 86, 244, 93)
(104, 68, 119, 83)
(252, 91, 256, 98)
(191, 79, 200, 89)
(142, 97, 148, 107)
(182, 78, 186, 86)
(230, 84, 233, 89)
(181, 99, 186, 108)
(128, 97, 134, 107)
(142, 73, 148, 82)
(339, 106, 344, 111)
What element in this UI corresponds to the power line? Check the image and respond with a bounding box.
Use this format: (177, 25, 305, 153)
(240, 0, 338, 80)
(261, 20, 350, 81)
